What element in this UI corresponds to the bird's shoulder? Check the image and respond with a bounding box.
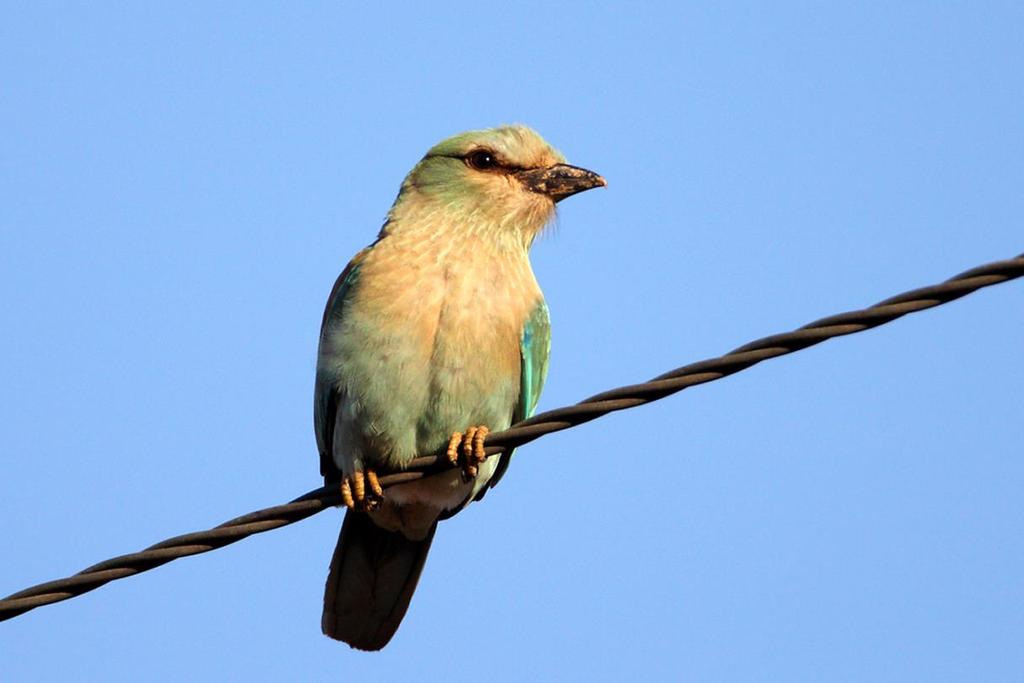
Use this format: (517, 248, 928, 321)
(318, 244, 377, 335)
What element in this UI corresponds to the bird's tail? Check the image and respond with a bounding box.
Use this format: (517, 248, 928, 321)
(321, 509, 437, 650)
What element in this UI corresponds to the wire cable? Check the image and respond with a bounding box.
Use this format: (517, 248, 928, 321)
(2, 252, 1021, 623)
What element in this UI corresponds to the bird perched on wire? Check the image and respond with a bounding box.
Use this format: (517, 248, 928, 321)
(314, 125, 605, 650)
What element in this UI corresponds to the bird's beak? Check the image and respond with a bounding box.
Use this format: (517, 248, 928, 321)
(516, 164, 607, 202)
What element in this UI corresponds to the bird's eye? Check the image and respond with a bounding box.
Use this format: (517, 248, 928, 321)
(466, 150, 498, 170)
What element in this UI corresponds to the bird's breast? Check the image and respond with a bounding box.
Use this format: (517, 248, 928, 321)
(341, 231, 541, 464)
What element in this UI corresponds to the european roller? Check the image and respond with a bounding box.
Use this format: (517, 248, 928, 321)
(314, 125, 604, 650)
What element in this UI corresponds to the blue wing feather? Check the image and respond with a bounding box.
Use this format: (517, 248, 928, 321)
(314, 249, 370, 480)
(483, 299, 551, 494)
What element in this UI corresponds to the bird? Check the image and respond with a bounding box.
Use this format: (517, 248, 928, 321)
(314, 125, 605, 650)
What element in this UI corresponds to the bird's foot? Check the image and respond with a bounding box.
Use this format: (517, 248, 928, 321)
(446, 425, 490, 481)
(339, 469, 383, 512)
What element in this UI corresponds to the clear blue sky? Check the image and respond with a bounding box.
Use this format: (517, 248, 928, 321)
(2, 3, 1022, 681)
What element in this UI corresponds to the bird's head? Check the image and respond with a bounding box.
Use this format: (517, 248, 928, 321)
(385, 125, 605, 247)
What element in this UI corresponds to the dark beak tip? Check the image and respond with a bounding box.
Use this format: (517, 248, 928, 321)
(576, 168, 606, 190)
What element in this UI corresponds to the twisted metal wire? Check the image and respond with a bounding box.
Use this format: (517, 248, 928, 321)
(3, 252, 1021, 623)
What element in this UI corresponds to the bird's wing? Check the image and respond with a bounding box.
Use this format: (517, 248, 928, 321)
(315, 247, 372, 482)
(480, 298, 551, 496)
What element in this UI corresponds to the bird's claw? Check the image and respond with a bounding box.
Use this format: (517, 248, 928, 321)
(340, 469, 383, 512)
(446, 425, 490, 481)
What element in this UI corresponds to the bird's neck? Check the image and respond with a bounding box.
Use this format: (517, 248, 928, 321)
(380, 188, 551, 254)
